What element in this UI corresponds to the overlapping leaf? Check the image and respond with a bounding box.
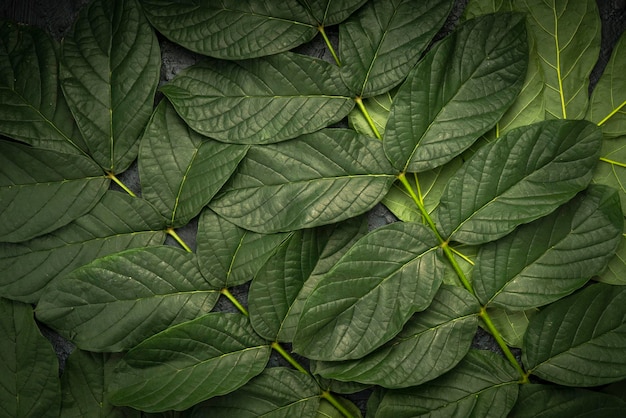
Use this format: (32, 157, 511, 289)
(485, 308, 537, 348)
(523, 283, 626, 386)
(0, 191, 166, 303)
(0, 298, 61, 418)
(312, 285, 480, 388)
(293, 222, 444, 361)
(383, 12, 527, 172)
(107, 313, 272, 412)
(210, 129, 397, 233)
(36, 246, 219, 352)
(339, 0, 454, 97)
(161, 53, 354, 144)
(0, 21, 86, 155)
(299, 0, 367, 26)
(474, 185, 623, 310)
(0, 140, 108, 242)
(349, 89, 394, 138)
(139, 101, 248, 227)
(435, 119, 602, 245)
(60, 0, 160, 172)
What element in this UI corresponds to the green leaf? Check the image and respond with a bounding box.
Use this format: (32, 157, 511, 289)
(60, 0, 160, 172)
(60, 350, 139, 418)
(299, 0, 367, 26)
(0, 21, 86, 155)
(348, 89, 394, 138)
(107, 313, 272, 412)
(484, 307, 538, 348)
(210, 129, 397, 233)
(196, 209, 290, 288)
(36, 246, 219, 352)
(508, 384, 626, 418)
(139, 101, 248, 227)
(189, 367, 321, 417)
(161, 53, 354, 144)
(372, 350, 519, 418)
(0, 298, 61, 418)
(312, 285, 480, 388)
(436, 119, 602, 245)
(293, 222, 444, 361)
(588, 30, 626, 136)
(317, 397, 362, 418)
(139, 0, 319, 59)
(523, 283, 626, 386)
(0, 140, 108, 242)
(0, 191, 166, 303)
(518, 0, 600, 120)
(474, 185, 623, 310)
(463, 0, 514, 18)
(383, 12, 528, 172)
(339, 0, 453, 97)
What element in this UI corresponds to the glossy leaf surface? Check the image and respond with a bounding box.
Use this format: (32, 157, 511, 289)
(383, 12, 527, 172)
(210, 129, 397, 233)
(161, 53, 354, 144)
(293, 222, 443, 361)
(108, 313, 272, 412)
(36, 246, 219, 352)
(436, 119, 602, 245)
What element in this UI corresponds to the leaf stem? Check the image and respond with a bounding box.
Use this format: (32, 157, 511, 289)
(166, 227, 192, 252)
(106, 171, 136, 197)
(397, 172, 443, 241)
(221, 288, 249, 316)
(600, 156, 626, 169)
(318, 25, 341, 66)
(321, 390, 356, 418)
(596, 100, 626, 127)
(270, 341, 308, 374)
(441, 243, 474, 294)
(355, 97, 383, 140)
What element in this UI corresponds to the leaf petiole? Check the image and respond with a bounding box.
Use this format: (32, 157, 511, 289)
(106, 171, 136, 197)
(166, 227, 192, 252)
(318, 25, 341, 66)
(397, 172, 442, 241)
(599, 156, 626, 169)
(270, 341, 308, 374)
(321, 390, 357, 418)
(355, 97, 383, 140)
(221, 288, 249, 316)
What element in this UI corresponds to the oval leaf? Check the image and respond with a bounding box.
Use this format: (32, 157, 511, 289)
(210, 129, 397, 233)
(161, 53, 354, 144)
(293, 222, 444, 361)
(436, 119, 602, 245)
(107, 313, 272, 412)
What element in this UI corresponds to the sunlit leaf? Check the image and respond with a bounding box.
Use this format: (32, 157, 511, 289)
(348, 89, 394, 138)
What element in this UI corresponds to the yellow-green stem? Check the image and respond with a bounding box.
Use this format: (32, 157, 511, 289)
(318, 25, 341, 66)
(106, 171, 136, 197)
(597, 101, 626, 127)
(166, 227, 192, 252)
(221, 288, 249, 316)
(322, 391, 356, 418)
(600, 156, 626, 168)
(441, 243, 474, 294)
(397, 172, 443, 241)
(270, 342, 308, 374)
(355, 97, 382, 140)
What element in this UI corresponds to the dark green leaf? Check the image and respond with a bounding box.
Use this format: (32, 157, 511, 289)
(189, 367, 321, 417)
(312, 285, 480, 388)
(0, 140, 108, 242)
(60, 0, 160, 172)
(485, 307, 537, 348)
(210, 129, 397, 233)
(293, 222, 443, 361)
(372, 350, 519, 418)
(463, 0, 514, 18)
(523, 283, 626, 386)
(474, 185, 623, 310)
(0, 21, 86, 155)
(0, 298, 61, 418)
(107, 313, 272, 412)
(0, 191, 166, 303)
(317, 397, 362, 418)
(36, 246, 219, 352)
(339, 0, 453, 97)
(299, 0, 367, 26)
(161, 53, 354, 144)
(139, 101, 248, 227)
(436, 119, 602, 245)
(383, 12, 528, 172)
(196, 209, 290, 288)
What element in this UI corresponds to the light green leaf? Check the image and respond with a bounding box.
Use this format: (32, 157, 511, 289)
(161, 53, 354, 144)
(139, 0, 319, 58)
(139, 101, 248, 227)
(508, 384, 626, 418)
(436, 119, 602, 245)
(298, 0, 367, 26)
(485, 307, 538, 348)
(0, 21, 86, 155)
(189, 367, 321, 418)
(519, 0, 600, 120)
(0, 140, 108, 242)
(474, 185, 623, 310)
(312, 285, 480, 388)
(36, 246, 219, 352)
(372, 350, 519, 418)
(0, 191, 166, 303)
(60, 350, 139, 418)
(196, 209, 290, 288)
(0, 298, 61, 418)
(588, 30, 626, 136)
(348, 89, 394, 138)
(60, 0, 160, 172)
(339, 0, 453, 97)
(523, 283, 626, 386)
(107, 313, 272, 412)
(293, 222, 444, 361)
(317, 397, 362, 418)
(210, 129, 397, 233)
